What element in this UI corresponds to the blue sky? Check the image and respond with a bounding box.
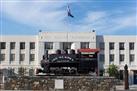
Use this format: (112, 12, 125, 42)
(0, 0, 137, 35)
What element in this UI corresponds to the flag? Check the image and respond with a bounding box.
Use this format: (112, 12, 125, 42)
(67, 5, 74, 18)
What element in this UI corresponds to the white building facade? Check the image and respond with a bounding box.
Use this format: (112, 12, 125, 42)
(97, 35, 137, 84)
(0, 32, 137, 84)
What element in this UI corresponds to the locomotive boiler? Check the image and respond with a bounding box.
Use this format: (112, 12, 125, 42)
(36, 48, 99, 75)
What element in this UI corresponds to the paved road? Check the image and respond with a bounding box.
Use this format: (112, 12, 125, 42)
(116, 85, 137, 91)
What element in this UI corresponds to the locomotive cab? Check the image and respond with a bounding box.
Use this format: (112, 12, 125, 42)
(77, 48, 99, 74)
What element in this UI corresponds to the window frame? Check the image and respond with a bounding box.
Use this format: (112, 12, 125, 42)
(30, 54, 35, 61)
(20, 54, 25, 61)
(80, 42, 89, 49)
(129, 42, 134, 50)
(10, 54, 15, 61)
(45, 42, 53, 50)
(10, 42, 16, 49)
(0, 42, 6, 49)
(109, 42, 114, 50)
(120, 54, 124, 62)
(99, 42, 105, 50)
(110, 54, 114, 62)
(30, 42, 35, 49)
(62, 42, 72, 50)
(20, 42, 25, 49)
(0, 54, 5, 61)
(99, 54, 105, 62)
(130, 54, 134, 62)
(119, 42, 125, 50)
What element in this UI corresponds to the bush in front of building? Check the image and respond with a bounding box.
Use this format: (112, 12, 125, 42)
(107, 64, 119, 78)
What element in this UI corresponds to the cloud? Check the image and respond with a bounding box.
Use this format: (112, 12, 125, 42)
(99, 14, 137, 34)
(83, 11, 106, 23)
(77, 10, 136, 34)
(116, 15, 136, 27)
(1, 0, 136, 35)
(1, 0, 75, 31)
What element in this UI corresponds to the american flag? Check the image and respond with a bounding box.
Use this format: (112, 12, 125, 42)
(67, 5, 74, 18)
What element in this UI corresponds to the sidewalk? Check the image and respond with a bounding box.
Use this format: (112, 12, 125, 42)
(116, 85, 137, 91)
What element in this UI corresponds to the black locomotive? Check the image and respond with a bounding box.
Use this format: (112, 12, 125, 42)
(36, 48, 99, 75)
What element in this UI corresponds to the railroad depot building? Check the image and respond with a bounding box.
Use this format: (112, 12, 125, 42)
(0, 31, 137, 84)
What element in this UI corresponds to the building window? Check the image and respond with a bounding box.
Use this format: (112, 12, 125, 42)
(45, 42, 53, 49)
(119, 42, 125, 50)
(109, 42, 114, 50)
(62, 42, 72, 50)
(130, 54, 134, 62)
(129, 42, 134, 50)
(10, 54, 15, 61)
(120, 54, 124, 62)
(99, 54, 104, 62)
(20, 54, 25, 61)
(10, 42, 15, 49)
(110, 54, 114, 62)
(0, 54, 5, 61)
(0, 42, 6, 49)
(99, 42, 104, 50)
(30, 42, 35, 49)
(81, 42, 89, 49)
(30, 54, 35, 61)
(20, 42, 25, 49)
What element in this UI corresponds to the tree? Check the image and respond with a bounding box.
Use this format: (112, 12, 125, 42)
(107, 64, 119, 78)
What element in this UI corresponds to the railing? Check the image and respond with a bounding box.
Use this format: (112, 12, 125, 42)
(0, 67, 36, 77)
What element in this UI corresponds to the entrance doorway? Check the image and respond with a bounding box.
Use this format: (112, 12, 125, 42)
(134, 70, 137, 84)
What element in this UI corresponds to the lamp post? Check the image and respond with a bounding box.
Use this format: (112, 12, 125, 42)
(124, 64, 129, 90)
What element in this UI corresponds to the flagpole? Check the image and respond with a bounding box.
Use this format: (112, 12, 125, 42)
(67, 16, 68, 43)
(66, 4, 74, 49)
(66, 4, 69, 49)
(66, 5, 69, 44)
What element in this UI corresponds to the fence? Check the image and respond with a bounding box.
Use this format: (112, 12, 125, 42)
(0, 67, 36, 77)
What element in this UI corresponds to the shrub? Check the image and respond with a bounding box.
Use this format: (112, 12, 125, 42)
(107, 64, 119, 78)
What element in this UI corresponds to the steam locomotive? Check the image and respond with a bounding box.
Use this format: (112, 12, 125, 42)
(36, 48, 99, 75)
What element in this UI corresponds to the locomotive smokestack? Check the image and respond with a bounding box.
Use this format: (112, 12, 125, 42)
(64, 50, 68, 54)
(56, 49, 61, 54)
(70, 49, 75, 54)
